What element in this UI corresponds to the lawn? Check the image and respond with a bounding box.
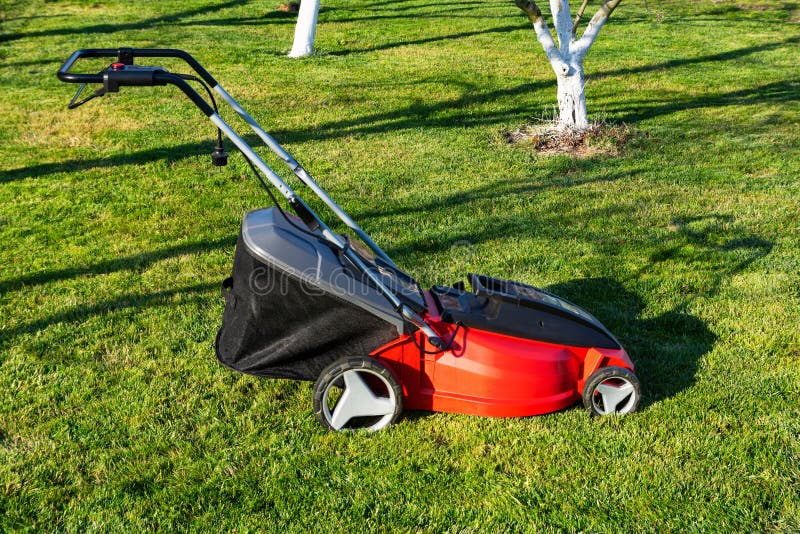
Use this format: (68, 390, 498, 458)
(1, 0, 799, 530)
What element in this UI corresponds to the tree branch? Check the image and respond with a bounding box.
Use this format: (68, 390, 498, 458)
(573, 0, 622, 59)
(514, 0, 543, 19)
(514, 0, 569, 75)
(549, 0, 573, 54)
(571, 0, 591, 37)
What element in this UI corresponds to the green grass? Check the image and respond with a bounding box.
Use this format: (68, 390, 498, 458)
(1, 0, 799, 530)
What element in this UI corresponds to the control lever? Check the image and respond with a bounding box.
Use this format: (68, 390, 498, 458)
(68, 82, 106, 109)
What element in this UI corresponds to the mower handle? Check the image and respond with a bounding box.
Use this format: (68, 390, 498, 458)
(58, 48, 217, 116)
(57, 48, 218, 87)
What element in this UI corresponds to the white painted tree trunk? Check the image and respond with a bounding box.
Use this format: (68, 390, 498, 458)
(515, 0, 620, 130)
(288, 0, 321, 58)
(556, 61, 588, 129)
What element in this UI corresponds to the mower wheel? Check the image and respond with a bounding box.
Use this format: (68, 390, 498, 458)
(313, 356, 403, 432)
(583, 366, 641, 416)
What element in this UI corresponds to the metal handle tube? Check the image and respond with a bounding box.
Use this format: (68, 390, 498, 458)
(212, 113, 401, 302)
(57, 48, 441, 345)
(213, 85, 398, 268)
(210, 113, 441, 341)
(58, 49, 114, 83)
(119, 48, 218, 86)
(342, 247, 443, 346)
(210, 91, 442, 343)
(210, 113, 318, 222)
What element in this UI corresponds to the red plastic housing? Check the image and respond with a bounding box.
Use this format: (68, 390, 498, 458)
(370, 292, 634, 418)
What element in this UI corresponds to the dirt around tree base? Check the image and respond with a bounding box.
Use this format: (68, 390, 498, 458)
(277, 2, 300, 13)
(504, 122, 639, 157)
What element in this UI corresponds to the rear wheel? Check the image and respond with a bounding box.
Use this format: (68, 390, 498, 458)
(583, 366, 641, 416)
(313, 357, 403, 431)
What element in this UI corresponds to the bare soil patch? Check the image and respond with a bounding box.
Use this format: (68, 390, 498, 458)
(504, 122, 639, 157)
(278, 2, 300, 13)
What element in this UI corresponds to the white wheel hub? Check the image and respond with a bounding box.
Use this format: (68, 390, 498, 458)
(323, 369, 397, 431)
(591, 377, 637, 415)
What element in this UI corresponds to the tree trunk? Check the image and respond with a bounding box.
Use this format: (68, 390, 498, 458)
(556, 62, 588, 129)
(288, 0, 320, 58)
(515, 0, 622, 131)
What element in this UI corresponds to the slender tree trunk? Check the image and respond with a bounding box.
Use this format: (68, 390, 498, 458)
(515, 0, 622, 131)
(288, 0, 320, 58)
(556, 61, 588, 129)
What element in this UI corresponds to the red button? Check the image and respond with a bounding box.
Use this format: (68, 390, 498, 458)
(111, 62, 125, 70)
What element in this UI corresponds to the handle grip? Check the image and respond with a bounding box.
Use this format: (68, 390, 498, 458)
(57, 48, 218, 86)
(57, 49, 114, 84)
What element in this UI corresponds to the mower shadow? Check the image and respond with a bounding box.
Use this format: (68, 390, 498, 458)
(547, 278, 715, 409)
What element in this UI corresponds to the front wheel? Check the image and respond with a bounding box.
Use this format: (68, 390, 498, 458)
(313, 357, 403, 432)
(583, 366, 641, 416)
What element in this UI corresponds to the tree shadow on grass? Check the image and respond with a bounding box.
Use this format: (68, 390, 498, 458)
(271, 39, 800, 144)
(325, 6, 517, 27)
(5, 36, 797, 186)
(0, 236, 235, 295)
(1, 133, 261, 184)
(609, 78, 800, 124)
(0, 0, 248, 43)
(642, 214, 774, 301)
(0, 237, 239, 351)
(329, 24, 527, 56)
(334, 0, 506, 14)
(0, 282, 218, 352)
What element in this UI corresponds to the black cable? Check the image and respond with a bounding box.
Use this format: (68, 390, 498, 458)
(179, 73, 218, 110)
(180, 71, 322, 241)
(242, 155, 323, 241)
(179, 73, 224, 146)
(409, 322, 462, 355)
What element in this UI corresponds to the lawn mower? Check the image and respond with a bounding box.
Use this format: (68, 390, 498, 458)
(57, 48, 641, 431)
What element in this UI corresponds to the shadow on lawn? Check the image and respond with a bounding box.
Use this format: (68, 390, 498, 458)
(611, 78, 800, 124)
(0, 234, 236, 348)
(0, 236, 235, 294)
(386, 191, 771, 407)
(271, 38, 800, 144)
(330, 24, 526, 56)
(0, 282, 218, 348)
(4, 36, 797, 185)
(1, 135, 260, 184)
(322, 2, 515, 24)
(0, 0, 248, 43)
(547, 213, 772, 406)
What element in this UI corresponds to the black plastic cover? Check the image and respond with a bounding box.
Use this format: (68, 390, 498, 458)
(429, 274, 621, 349)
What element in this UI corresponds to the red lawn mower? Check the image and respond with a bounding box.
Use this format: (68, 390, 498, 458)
(58, 48, 641, 431)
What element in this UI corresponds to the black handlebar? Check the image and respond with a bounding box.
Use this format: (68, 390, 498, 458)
(57, 47, 218, 86)
(57, 47, 217, 116)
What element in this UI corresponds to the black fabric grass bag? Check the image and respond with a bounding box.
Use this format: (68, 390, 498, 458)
(215, 232, 399, 381)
